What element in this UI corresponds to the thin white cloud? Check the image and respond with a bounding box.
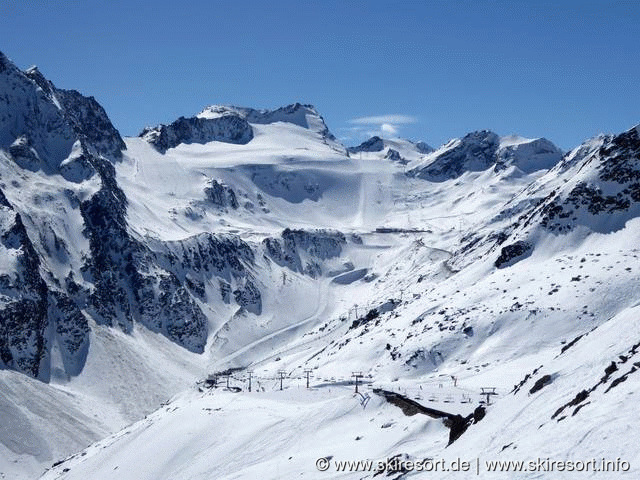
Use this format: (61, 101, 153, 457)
(380, 123, 398, 136)
(343, 114, 418, 142)
(348, 114, 418, 126)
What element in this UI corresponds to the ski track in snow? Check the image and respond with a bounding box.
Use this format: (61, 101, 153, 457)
(0, 70, 639, 480)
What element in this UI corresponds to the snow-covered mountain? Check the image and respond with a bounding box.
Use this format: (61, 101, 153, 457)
(348, 135, 434, 165)
(1, 51, 640, 480)
(408, 130, 563, 181)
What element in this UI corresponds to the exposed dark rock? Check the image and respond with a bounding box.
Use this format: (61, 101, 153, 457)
(204, 180, 238, 209)
(263, 228, 346, 278)
(511, 365, 543, 394)
(0, 204, 49, 380)
(233, 280, 262, 315)
(473, 405, 486, 422)
(8, 136, 42, 171)
(373, 389, 484, 446)
(410, 130, 500, 181)
(494, 241, 532, 268)
(384, 148, 405, 163)
(47, 291, 90, 376)
(525, 126, 640, 234)
(56, 88, 126, 160)
(140, 114, 253, 153)
(0, 55, 131, 380)
(603, 361, 618, 379)
(219, 280, 232, 304)
(348, 136, 384, 153)
(604, 367, 637, 393)
(529, 374, 553, 394)
(200, 103, 336, 140)
(552, 390, 589, 419)
(415, 141, 433, 154)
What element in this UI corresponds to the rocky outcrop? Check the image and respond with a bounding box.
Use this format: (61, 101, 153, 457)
(199, 103, 336, 140)
(409, 131, 562, 181)
(373, 388, 485, 445)
(0, 193, 49, 380)
(55, 87, 126, 160)
(523, 125, 640, 235)
(0, 53, 133, 380)
(47, 290, 90, 377)
(415, 141, 434, 154)
(465, 126, 640, 272)
(204, 179, 238, 209)
(78, 159, 213, 352)
(263, 229, 346, 278)
(410, 130, 500, 181)
(494, 241, 532, 268)
(0, 53, 259, 379)
(140, 114, 253, 153)
(155, 233, 260, 315)
(0, 54, 77, 173)
(348, 136, 384, 153)
(384, 148, 404, 162)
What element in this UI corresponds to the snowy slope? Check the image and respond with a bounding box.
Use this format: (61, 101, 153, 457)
(40, 170, 640, 480)
(408, 130, 563, 181)
(43, 121, 640, 479)
(2, 49, 640, 480)
(348, 135, 433, 166)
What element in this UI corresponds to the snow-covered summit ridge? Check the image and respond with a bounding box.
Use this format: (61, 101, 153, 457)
(458, 123, 640, 271)
(0, 52, 125, 175)
(347, 135, 385, 153)
(139, 113, 253, 153)
(409, 129, 563, 181)
(198, 102, 335, 139)
(139, 103, 339, 153)
(3, 50, 640, 480)
(345, 136, 434, 167)
(495, 135, 563, 172)
(348, 135, 433, 154)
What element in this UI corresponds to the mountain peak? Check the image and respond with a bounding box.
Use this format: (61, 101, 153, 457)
(415, 141, 433, 154)
(139, 113, 253, 153)
(347, 136, 384, 153)
(409, 130, 500, 181)
(347, 136, 433, 157)
(198, 102, 334, 139)
(140, 102, 339, 152)
(495, 135, 563, 173)
(409, 130, 562, 181)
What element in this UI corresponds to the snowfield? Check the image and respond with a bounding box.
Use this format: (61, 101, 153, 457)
(1, 52, 639, 479)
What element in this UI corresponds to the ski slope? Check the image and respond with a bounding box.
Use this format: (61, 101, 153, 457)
(1, 73, 639, 480)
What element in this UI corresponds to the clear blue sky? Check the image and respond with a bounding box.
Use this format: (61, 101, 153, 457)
(1, 0, 638, 150)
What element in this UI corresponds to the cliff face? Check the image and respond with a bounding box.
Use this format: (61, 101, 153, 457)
(0, 54, 357, 381)
(0, 53, 262, 380)
(139, 114, 253, 153)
